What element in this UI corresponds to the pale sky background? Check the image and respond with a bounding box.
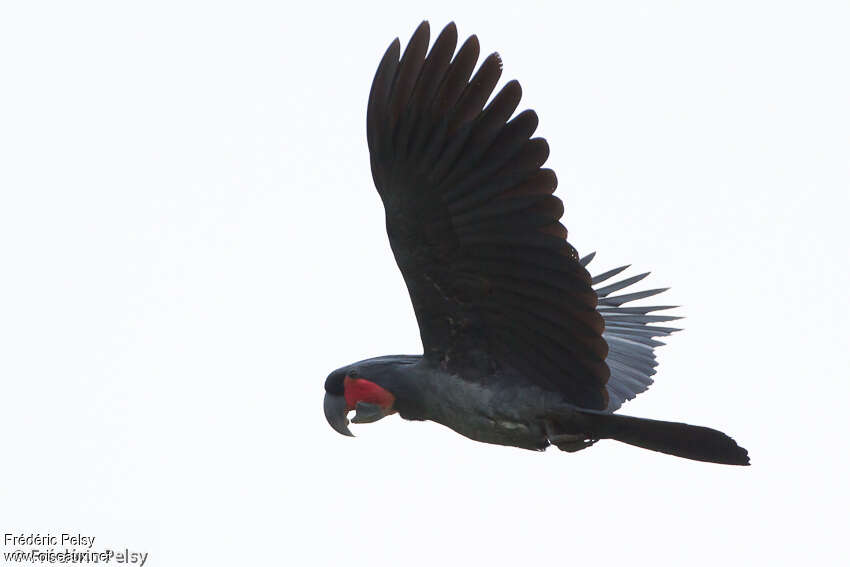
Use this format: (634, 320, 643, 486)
(2, 1, 849, 565)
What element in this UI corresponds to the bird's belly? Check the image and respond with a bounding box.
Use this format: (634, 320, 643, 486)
(415, 365, 570, 451)
(437, 414, 550, 451)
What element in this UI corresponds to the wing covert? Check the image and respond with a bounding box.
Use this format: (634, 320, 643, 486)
(367, 22, 610, 410)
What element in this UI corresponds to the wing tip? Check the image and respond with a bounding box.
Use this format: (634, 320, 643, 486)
(439, 21, 459, 47)
(580, 251, 597, 267)
(492, 51, 503, 71)
(387, 37, 401, 57)
(462, 33, 481, 54)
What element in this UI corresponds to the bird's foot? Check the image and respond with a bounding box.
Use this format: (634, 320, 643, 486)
(544, 420, 598, 452)
(551, 436, 598, 452)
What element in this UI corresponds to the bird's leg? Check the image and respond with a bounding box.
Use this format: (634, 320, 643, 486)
(544, 419, 598, 452)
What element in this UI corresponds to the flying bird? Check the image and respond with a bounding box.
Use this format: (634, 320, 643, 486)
(323, 21, 749, 465)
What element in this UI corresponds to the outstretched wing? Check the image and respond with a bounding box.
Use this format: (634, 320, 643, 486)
(582, 253, 683, 412)
(367, 22, 609, 410)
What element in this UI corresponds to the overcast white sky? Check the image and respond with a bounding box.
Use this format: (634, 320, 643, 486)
(2, 1, 849, 565)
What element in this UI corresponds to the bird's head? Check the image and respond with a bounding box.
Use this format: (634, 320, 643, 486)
(323, 365, 399, 437)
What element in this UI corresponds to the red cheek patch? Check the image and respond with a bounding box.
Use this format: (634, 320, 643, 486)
(343, 376, 396, 410)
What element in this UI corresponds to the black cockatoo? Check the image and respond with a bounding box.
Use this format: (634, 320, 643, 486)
(323, 22, 749, 465)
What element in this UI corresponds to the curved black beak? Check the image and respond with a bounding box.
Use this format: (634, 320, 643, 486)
(323, 392, 354, 437)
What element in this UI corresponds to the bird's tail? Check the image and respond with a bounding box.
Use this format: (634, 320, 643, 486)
(574, 410, 750, 466)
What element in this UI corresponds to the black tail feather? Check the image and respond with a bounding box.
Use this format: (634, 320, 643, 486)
(576, 411, 750, 466)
